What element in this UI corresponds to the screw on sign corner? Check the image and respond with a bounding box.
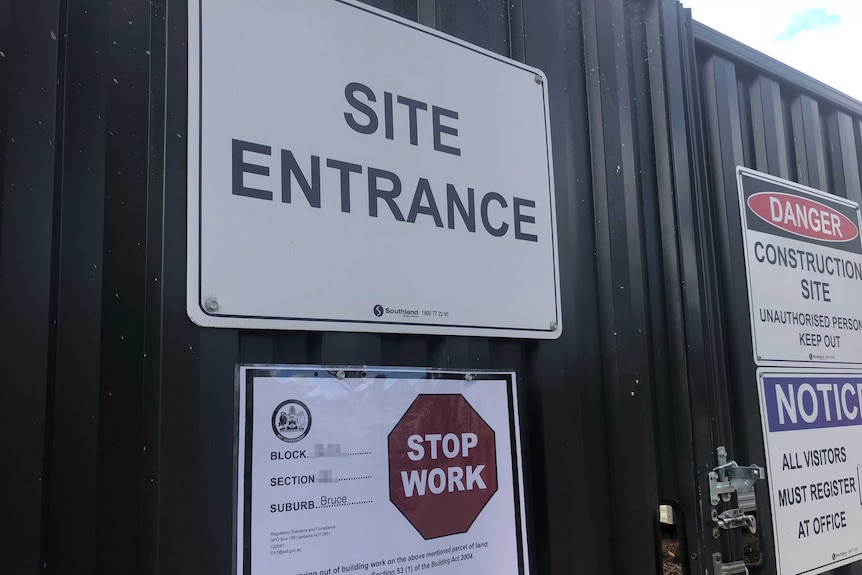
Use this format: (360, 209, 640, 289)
(388, 394, 498, 540)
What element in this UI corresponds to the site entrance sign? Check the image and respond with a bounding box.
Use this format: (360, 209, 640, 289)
(187, 0, 560, 338)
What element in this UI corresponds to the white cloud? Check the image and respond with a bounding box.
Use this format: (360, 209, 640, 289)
(682, 0, 862, 102)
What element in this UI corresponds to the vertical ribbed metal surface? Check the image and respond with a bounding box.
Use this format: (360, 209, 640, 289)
(521, 1, 610, 571)
(46, 2, 107, 573)
(0, 2, 62, 573)
(4, 1, 862, 575)
(581, 0, 662, 571)
(0, 0, 691, 572)
(643, 3, 734, 572)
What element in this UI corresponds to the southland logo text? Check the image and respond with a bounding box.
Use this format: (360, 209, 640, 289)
(374, 304, 419, 318)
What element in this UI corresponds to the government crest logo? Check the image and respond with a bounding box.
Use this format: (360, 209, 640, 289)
(272, 399, 311, 443)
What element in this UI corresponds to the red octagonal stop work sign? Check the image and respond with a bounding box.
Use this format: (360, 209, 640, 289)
(388, 394, 498, 540)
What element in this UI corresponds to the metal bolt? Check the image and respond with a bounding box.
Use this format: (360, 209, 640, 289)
(713, 528, 720, 539)
(550, 321, 558, 330)
(465, 373, 474, 382)
(204, 298, 219, 313)
(337, 370, 346, 380)
(534, 74, 543, 84)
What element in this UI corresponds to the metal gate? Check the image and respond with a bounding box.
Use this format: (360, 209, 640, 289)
(1, 0, 861, 574)
(694, 20, 862, 575)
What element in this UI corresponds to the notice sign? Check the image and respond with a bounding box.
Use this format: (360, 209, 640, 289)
(738, 168, 862, 365)
(758, 369, 862, 575)
(187, 0, 561, 339)
(235, 366, 529, 575)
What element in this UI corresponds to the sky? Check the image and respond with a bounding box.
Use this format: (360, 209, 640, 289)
(681, 0, 862, 102)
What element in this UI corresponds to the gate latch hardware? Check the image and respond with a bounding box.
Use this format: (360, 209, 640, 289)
(712, 508, 757, 534)
(708, 446, 765, 505)
(712, 553, 749, 575)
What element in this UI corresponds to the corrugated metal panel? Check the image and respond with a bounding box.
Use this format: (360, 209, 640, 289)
(0, 0, 667, 573)
(6, 1, 862, 574)
(0, 2, 62, 573)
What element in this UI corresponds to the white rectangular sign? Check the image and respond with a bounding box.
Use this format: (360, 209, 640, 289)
(188, 0, 561, 338)
(235, 366, 529, 575)
(737, 167, 862, 365)
(756, 369, 862, 575)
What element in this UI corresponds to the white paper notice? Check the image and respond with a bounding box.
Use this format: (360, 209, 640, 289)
(235, 366, 529, 575)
